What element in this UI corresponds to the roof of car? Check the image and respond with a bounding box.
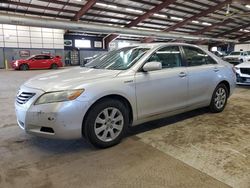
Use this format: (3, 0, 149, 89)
(129, 42, 201, 49)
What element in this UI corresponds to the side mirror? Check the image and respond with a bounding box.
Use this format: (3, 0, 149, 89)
(143, 61, 162, 72)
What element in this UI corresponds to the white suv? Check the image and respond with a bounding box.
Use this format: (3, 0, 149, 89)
(223, 51, 250, 65)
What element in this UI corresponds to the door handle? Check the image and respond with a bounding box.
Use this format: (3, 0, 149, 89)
(214, 67, 219, 72)
(179, 72, 187, 78)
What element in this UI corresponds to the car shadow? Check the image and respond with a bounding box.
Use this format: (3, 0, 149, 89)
(127, 107, 209, 136)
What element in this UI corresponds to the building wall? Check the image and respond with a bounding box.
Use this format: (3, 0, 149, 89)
(0, 24, 64, 49)
(0, 24, 65, 69)
(64, 34, 107, 65)
(0, 48, 4, 68)
(109, 40, 140, 50)
(235, 44, 250, 51)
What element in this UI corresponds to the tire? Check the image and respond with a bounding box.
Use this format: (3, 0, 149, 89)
(210, 83, 228, 113)
(19, 64, 29, 71)
(51, 63, 58, 69)
(83, 99, 129, 148)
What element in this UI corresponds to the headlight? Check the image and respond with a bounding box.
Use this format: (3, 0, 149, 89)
(14, 61, 19, 66)
(35, 89, 84, 105)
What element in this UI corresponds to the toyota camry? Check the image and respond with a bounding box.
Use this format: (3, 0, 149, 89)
(15, 43, 236, 148)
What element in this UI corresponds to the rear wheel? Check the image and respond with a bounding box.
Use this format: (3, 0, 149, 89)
(83, 99, 129, 148)
(210, 84, 228, 113)
(19, 64, 29, 71)
(51, 63, 58, 69)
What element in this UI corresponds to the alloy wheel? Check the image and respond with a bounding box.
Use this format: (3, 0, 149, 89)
(94, 107, 124, 142)
(214, 87, 226, 109)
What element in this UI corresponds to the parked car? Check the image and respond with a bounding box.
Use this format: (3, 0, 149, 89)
(212, 50, 226, 58)
(235, 62, 250, 85)
(15, 43, 236, 148)
(223, 51, 250, 65)
(11, 55, 63, 70)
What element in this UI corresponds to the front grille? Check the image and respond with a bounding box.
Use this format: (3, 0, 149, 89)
(240, 68, 250, 75)
(16, 92, 35, 104)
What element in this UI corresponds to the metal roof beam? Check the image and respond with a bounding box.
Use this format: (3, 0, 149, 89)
(0, 13, 237, 43)
(239, 36, 250, 43)
(126, 0, 176, 27)
(72, 0, 97, 21)
(192, 19, 233, 35)
(215, 22, 250, 37)
(164, 0, 232, 32)
(105, 0, 177, 47)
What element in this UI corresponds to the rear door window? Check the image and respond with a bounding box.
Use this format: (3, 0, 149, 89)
(183, 46, 217, 66)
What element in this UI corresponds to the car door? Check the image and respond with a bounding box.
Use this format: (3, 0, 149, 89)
(181, 46, 218, 107)
(135, 46, 188, 119)
(33, 55, 51, 69)
(31, 55, 45, 69)
(43, 55, 53, 68)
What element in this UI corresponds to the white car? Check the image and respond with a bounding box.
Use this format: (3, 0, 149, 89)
(223, 51, 250, 65)
(235, 62, 250, 85)
(15, 43, 236, 148)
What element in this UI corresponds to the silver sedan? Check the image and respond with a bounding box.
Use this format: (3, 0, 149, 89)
(15, 43, 236, 148)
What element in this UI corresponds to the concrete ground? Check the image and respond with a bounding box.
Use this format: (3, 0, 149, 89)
(0, 68, 249, 188)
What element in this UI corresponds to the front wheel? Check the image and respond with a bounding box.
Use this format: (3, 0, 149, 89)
(83, 99, 129, 148)
(210, 84, 228, 113)
(20, 64, 29, 71)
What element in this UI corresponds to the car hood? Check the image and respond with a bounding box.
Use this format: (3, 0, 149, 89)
(24, 67, 121, 92)
(224, 55, 240, 59)
(235, 62, 250, 68)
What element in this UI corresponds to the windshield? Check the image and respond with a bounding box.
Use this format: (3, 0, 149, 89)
(85, 46, 149, 70)
(26, 55, 36, 60)
(230, 52, 241, 56)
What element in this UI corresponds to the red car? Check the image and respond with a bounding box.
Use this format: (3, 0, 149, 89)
(11, 55, 63, 70)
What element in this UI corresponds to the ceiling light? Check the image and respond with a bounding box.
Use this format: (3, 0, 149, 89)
(110, 19, 119, 22)
(245, 5, 250, 9)
(96, 2, 106, 6)
(170, 16, 183, 21)
(134, 27, 160, 31)
(154, 13, 167, 18)
(242, 29, 250, 32)
(202, 22, 212, 26)
(96, 3, 117, 9)
(108, 5, 117, 9)
(192, 20, 199, 24)
(125, 8, 143, 14)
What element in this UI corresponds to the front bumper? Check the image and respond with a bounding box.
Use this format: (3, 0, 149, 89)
(236, 72, 250, 85)
(15, 86, 90, 139)
(11, 63, 19, 69)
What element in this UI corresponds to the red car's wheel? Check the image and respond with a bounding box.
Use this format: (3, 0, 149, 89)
(19, 64, 29, 71)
